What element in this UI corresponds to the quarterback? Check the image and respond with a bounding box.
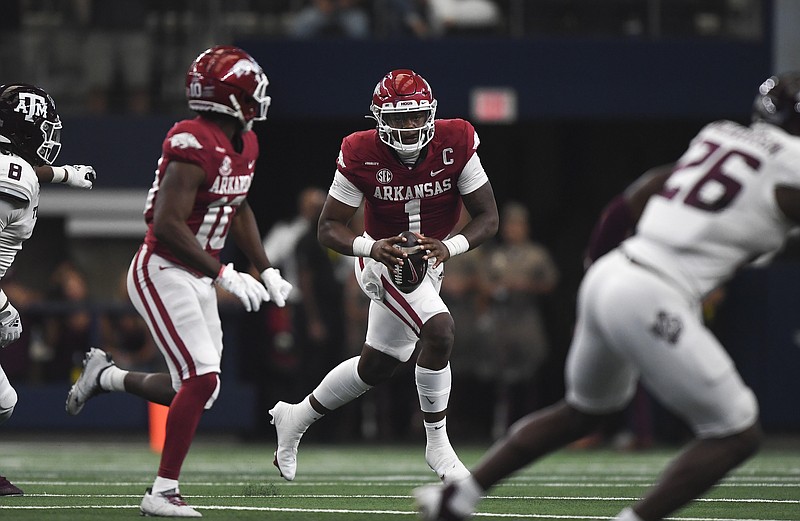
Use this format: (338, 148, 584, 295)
(415, 72, 800, 521)
(66, 46, 292, 517)
(270, 69, 499, 483)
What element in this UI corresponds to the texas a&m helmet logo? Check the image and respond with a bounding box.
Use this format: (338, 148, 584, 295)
(15, 92, 48, 122)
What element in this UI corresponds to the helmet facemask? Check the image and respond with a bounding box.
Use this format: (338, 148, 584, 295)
(37, 117, 62, 165)
(228, 72, 271, 131)
(372, 101, 437, 152)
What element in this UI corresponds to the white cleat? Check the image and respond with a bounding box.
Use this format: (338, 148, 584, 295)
(413, 483, 468, 521)
(269, 401, 308, 481)
(426, 444, 471, 483)
(140, 488, 202, 518)
(65, 347, 114, 416)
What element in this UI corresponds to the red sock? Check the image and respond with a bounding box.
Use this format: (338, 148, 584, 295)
(157, 372, 218, 480)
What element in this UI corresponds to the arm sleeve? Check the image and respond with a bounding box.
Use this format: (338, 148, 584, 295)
(457, 153, 489, 195)
(328, 170, 364, 208)
(584, 194, 635, 266)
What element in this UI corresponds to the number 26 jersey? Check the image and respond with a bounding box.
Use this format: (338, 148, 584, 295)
(624, 120, 800, 298)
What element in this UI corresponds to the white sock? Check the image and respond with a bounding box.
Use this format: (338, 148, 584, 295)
(295, 395, 324, 429)
(415, 364, 451, 413)
(424, 418, 451, 448)
(99, 365, 128, 392)
(615, 507, 645, 521)
(312, 356, 372, 411)
(152, 476, 179, 495)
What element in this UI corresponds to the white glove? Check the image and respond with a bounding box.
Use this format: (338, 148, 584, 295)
(52, 165, 96, 189)
(214, 263, 268, 312)
(260, 267, 292, 308)
(0, 301, 22, 348)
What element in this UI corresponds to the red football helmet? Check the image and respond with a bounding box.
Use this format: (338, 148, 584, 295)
(370, 69, 437, 152)
(186, 45, 270, 130)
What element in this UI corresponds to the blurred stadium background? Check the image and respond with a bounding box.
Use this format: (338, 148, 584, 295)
(0, 0, 799, 455)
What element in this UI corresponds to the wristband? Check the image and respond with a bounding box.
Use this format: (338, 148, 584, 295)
(50, 166, 68, 183)
(352, 236, 376, 257)
(442, 234, 469, 257)
(0, 290, 6, 310)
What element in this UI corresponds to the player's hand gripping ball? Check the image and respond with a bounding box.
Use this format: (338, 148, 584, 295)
(392, 231, 427, 293)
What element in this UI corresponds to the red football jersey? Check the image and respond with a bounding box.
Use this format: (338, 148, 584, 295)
(338, 118, 478, 240)
(142, 117, 259, 268)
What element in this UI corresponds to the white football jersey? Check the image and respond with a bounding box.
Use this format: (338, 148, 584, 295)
(0, 151, 40, 279)
(624, 121, 800, 299)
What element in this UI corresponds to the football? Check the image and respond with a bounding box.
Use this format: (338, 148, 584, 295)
(392, 231, 427, 293)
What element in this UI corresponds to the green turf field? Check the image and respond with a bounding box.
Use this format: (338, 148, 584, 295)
(0, 436, 797, 520)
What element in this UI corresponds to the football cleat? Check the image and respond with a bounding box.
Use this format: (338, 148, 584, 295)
(0, 475, 23, 496)
(65, 347, 114, 416)
(140, 487, 202, 518)
(414, 478, 482, 521)
(414, 483, 468, 521)
(426, 444, 471, 483)
(269, 401, 308, 481)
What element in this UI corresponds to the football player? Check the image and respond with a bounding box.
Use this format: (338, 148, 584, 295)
(65, 46, 292, 517)
(0, 83, 95, 497)
(414, 72, 800, 521)
(270, 69, 499, 483)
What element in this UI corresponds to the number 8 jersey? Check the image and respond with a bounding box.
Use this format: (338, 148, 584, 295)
(0, 152, 39, 279)
(624, 120, 800, 299)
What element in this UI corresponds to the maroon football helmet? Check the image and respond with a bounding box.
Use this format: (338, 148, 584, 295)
(0, 83, 62, 166)
(370, 69, 437, 152)
(186, 45, 270, 130)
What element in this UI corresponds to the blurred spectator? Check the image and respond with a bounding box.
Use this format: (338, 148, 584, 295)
(293, 195, 349, 439)
(0, 274, 42, 384)
(288, 0, 371, 39)
(0, 1, 24, 80)
(294, 197, 347, 380)
(426, 0, 502, 36)
(485, 201, 559, 438)
(42, 261, 93, 382)
(441, 250, 494, 440)
(74, 0, 153, 113)
(252, 187, 327, 433)
(262, 187, 328, 305)
(375, 0, 430, 38)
